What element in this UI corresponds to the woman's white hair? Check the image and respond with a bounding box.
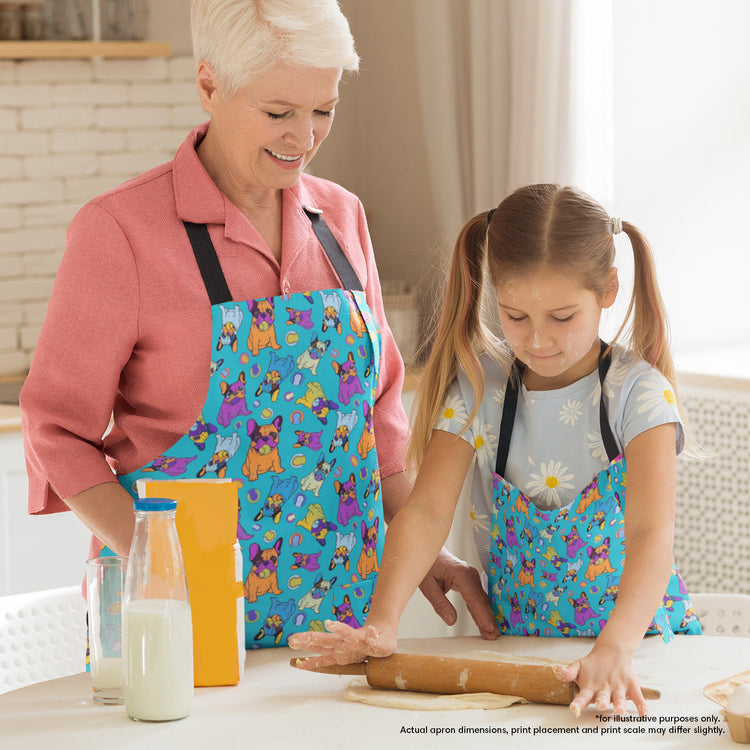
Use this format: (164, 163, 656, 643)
(191, 0, 359, 97)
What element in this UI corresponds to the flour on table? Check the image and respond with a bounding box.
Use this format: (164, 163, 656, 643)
(343, 678, 527, 711)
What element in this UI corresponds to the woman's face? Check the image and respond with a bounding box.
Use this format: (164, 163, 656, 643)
(496, 265, 618, 390)
(197, 63, 341, 197)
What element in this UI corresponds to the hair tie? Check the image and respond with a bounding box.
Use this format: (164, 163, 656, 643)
(612, 217, 622, 235)
(487, 209, 495, 225)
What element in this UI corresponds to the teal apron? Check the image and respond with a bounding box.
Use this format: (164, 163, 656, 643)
(487, 343, 701, 640)
(114, 210, 384, 648)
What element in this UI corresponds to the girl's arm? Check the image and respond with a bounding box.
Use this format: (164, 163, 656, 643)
(289, 430, 481, 665)
(556, 422, 677, 716)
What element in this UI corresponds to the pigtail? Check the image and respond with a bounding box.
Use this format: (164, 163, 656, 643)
(617, 222, 675, 384)
(615, 222, 700, 455)
(406, 212, 497, 470)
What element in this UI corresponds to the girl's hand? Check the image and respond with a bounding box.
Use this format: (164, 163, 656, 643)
(288, 620, 397, 670)
(553, 643, 647, 717)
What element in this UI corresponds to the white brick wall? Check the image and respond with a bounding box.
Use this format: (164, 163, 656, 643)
(0, 55, 205, 377)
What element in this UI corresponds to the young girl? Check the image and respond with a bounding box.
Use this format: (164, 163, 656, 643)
(289, 184, 701, 716)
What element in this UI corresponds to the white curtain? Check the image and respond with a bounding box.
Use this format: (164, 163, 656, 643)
(413, 0, 615, 243)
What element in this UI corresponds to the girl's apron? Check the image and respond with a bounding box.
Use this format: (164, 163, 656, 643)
(487, 343, 701, 641)
(116, 209, 384, 648)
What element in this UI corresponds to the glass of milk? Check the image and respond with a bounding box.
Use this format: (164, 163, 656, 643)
(85, 555, 129, 704)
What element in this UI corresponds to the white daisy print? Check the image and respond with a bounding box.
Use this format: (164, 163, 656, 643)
(524, 460, 576, 506)
(559, 399, 583, 426)
(472, 424, 498, 468)
(588, 431, 608, 463)
(437, 394, 468, 426)
(469, 502, 490, 534)
(589, 349, 629, 405)
(635, 379, 678, 422)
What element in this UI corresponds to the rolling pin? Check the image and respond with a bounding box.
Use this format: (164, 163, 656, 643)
(290, 653, 661, 706)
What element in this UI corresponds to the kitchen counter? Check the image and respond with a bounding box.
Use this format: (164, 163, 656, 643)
(0, 634, 743, 749)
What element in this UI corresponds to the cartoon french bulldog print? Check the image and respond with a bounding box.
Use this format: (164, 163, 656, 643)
(141, 455, 196, 476)
(297, 574, 337, 614)
(294, 429, 324, 451)
(356, 518, 379, 579)
(357, 401, 375, 460)
(217, 304, 243, 353)
(295, 333, 330, 376)
(254, 597, 296, 645)
(334, 473, 362, 526)
(329, 531, 356, 571)
(247, 298, 281, 356)
(329, 410, 358, 453)
(254, 475, 299, 524)
(290, 551, 321, 572)
(320, 291, 342, 334)
(348, 300, 367, 338)
(295, 381, 339, 424)
(585, 538, 617, 581)
(332, 594, 361, 628)
(296, 503, 337, 546)
(242, 416, 284, 481)
(197, 431, 240, 478)
(217, 371, 252, 427)
(189, 415, 217, 451)
(243, 538, 284, 603)
(569, 591, 597, 627)
(363, 467, 380, 505)
(300, 454, 336, 498)
(517, 554, 536, 587)
(331, 351, 365, 405)
(255, 352, 296, 402)
(285, 306, 313, 330)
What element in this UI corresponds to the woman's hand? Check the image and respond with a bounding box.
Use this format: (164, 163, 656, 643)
(553, 642, 647, 717)
(288, 620, 397, 669)
(419, 548, 499, 640)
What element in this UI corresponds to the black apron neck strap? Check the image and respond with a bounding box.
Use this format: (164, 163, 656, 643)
(183, 221, 233, 305)
(597, 342, 620, 462)
(494, 340, 619, 478)
(303, 208, 363, 292)
(182, 210, 364, 305)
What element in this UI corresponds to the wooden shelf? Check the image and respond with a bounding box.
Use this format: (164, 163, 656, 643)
(0, 40, 171, 59)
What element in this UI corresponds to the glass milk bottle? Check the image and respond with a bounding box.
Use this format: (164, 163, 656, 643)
(123, 498, 193, 721)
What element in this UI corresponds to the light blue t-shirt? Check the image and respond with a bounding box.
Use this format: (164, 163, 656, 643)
(434, 344, 684, 573)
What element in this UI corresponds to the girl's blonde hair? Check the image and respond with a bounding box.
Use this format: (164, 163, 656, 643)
(191, 0, 359, 98)
(409, 183, 683, 468)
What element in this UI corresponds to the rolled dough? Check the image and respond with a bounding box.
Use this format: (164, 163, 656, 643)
(343, 678, 527, 711)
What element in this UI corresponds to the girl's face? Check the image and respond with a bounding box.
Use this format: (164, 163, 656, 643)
(496, 265, 618, 390)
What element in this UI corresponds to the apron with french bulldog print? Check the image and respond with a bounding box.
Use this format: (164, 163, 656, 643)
(117, 210, 385, 648)
(487, 344, 701, 640)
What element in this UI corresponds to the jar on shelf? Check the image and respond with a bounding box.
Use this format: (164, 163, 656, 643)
(22, 2, 44, 39)
(0, 3, 22, 40)
(100, 0, 147, 41)
(44, 0, 88, 40)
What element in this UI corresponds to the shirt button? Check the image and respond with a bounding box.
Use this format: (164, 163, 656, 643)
(282, 278, 291, 294)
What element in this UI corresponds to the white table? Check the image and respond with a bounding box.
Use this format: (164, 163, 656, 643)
(0, 635, 744, 749)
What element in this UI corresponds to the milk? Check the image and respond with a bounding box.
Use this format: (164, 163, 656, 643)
(123, 599, 193, 721)
(91, 656, 123, 690)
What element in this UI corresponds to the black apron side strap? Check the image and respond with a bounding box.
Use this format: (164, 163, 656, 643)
(183, 221, 233, 305)
(598, 341, 621, 461)
(303, 209, 363, 292)
(494, 360, 522, 478)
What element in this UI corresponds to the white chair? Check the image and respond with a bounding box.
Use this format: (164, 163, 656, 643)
(0, 585, 87, 695)
(690, 592, 750, 637)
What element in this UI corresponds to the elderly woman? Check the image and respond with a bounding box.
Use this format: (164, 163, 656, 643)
(21, 0, 495, 647)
